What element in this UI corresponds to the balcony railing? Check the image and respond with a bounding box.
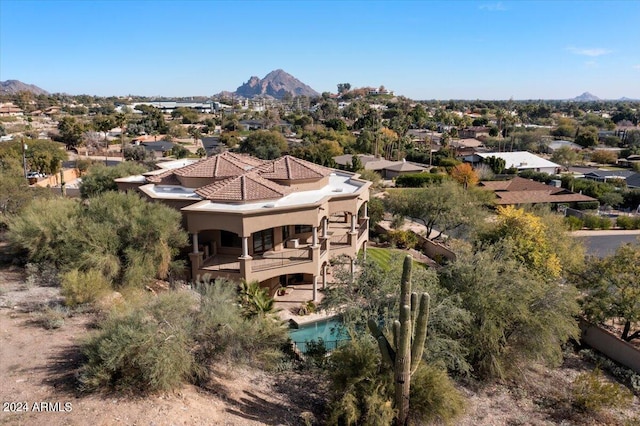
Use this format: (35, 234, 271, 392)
(202, 254, 240, 272)
(358, 218, 368, 239)
(251, 248, 311, 272)
(329, 233, 349, 246)
(320, 239, 328, 257)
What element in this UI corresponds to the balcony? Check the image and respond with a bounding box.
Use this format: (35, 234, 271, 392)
(199, 247, 313, 275)
(251, 248, 312, 273)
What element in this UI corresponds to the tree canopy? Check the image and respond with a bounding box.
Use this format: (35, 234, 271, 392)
(7, 191, 187, 287)
(321, 253, 471, 373)
(80, 162, 149, 199)
(575, 241, 640, 342)
(439, 241, 579, 380)
(237, 130, 288, 159)
(0, 138, 66, 176)
(385, 181, 487, 240)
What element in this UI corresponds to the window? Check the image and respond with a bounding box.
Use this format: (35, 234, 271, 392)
(220, 230, 242, 248)
(294, 225, 313, 234)
(252, 229, 274, 254)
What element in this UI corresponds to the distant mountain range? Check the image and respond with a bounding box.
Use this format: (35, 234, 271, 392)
(2, 78, 638, 102)
(227, 69, 319, 99)
(0, 80, 49, 95)
(572, 92, 600, 101)
(569, 92, 639, 102)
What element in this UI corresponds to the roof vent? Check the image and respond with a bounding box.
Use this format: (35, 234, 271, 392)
(332, 188, 344, 193)
(263, 203, 276, 208)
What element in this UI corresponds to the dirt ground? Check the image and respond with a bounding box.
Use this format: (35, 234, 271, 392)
(1, 266, 638, 426)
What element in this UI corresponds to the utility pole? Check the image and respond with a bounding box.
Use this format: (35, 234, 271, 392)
(21, 138, 28, 180)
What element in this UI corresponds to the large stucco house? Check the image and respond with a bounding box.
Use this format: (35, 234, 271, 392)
(116, 152, 371, 300)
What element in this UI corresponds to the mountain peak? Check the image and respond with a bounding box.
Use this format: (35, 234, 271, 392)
(573, 92, 600, 101)
(234, 70, 319, 99)
(0, 80, 49, 95)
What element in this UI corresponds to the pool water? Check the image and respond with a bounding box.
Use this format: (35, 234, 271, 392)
(289, 317, 349, 352)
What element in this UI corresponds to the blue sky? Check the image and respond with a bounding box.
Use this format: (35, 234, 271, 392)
(1, 0, 639, 100)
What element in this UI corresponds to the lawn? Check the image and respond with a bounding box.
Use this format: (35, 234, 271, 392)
(366, 247, 427, 271)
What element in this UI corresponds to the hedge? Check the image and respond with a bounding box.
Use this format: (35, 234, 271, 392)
(616, 215, 640, 230)
(395, 173, 447, 188)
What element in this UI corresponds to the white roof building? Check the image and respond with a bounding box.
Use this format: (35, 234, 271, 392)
(464, 151, 561, 174)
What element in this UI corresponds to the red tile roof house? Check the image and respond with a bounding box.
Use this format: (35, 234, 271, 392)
(116, 152, 372, 300)
(479, 176, 597, 207)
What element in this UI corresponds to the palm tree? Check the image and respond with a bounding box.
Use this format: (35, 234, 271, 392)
(188, 126, 202, 148)
(114, 112, 128, 160)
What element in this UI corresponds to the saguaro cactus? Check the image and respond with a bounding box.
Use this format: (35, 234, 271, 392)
(368, 255, 430, 426)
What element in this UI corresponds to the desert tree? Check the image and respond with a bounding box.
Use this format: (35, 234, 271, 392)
(575, 241, 640, 342)
(385, 180, 487, 241)
(438, 240, 579, 380)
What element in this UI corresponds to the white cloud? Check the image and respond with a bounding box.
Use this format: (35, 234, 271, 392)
(567, 46, 612, 57)
(633, 64, 640, 70)
(479, 2, 507, 11)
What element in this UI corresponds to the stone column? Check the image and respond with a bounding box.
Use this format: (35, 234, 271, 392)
(363, 241, 367, 261)
(322, 263, 328, 289)
(350, 213, 356, 233)
(312, 275, 318, 302)
(241, 236, 249, 258)
(192, 232, 199, 254)
(322, 217, 328, 238)
(364, 201, 368, 218)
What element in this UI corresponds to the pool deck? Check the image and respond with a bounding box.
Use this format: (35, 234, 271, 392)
(274, 281, 341, 326)
(273, 263, 345, 326)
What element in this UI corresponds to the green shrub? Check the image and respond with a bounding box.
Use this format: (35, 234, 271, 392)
(437, 157, 461, 169)
(304, 338, 329, 368)
(579, 349, 640, 394)
(409, 364, 465, 425)
(80, 292, 198, 393)
(583, 214, 609, 229)
(387, 229, 419, 249)
(572, 368, 633, 413)
(565, 216, 584, 231)
(80, 278, 289, 394)
(325, 337, 464, 425)
(80, 162, 148, 199)
(32, 305, 68, 329)
(238, 280, 275, 317)
(24, 262, 60, 288)
(8, 192, 187, 288)
(395, 173, 446, 188)
(326, 338, 394, 426)
(518, 170, 556, 183)
(599, 216, 612, 230)
(296, 300, 317, 316)
(194, 278, 287, 372)
(61, 269, 112, 307)
(574, 201, 600, 210)
(616, 215, 640, 230)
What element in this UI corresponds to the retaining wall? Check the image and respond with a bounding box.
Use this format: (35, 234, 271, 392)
(579, 318, 640, 374)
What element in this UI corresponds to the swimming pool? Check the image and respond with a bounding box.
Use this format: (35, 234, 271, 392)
(289, 317, 349, 352)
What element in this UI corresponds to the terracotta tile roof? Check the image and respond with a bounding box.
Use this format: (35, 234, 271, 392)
(174, 152, 264, 179)
(481, 177, 596, 205)
(494, 190, 596, 205)
(195, 172, 290, 202)
(481, 177, 564, 192)
(146, 169, 181, 185)
(256, 155, 332, 180)
(479, 180, 511, 190)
